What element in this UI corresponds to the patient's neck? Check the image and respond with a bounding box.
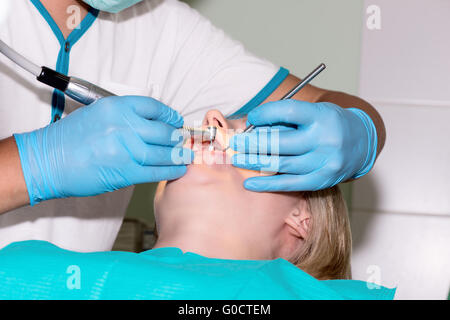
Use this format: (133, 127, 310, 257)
(152, 217, 274, 261)
(152, 180, 283, 260)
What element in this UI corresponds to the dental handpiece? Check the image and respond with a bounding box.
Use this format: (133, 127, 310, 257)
(37, 67, 215, 142)
(0, 39, 213, 142)
(36, 68, 215, 141)
(179, 126, 217, 143)
(0, 39, 115, 105)
(36, 67, 116, 105)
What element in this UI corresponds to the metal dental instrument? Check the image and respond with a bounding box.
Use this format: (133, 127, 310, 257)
(0, 39, 212, 142)
(206, 126, 217, 149)
(222, 63, 326, 152)
(180, 126, 217, 143)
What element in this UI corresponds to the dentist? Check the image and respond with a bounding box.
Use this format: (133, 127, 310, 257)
(0, 0, 385, 252)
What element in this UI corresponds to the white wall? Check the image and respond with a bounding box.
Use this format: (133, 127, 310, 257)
(352, 0, 450, 299)
(183, 0, 364, 94)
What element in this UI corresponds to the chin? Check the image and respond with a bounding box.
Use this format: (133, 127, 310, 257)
(168, 161, 240, 190)
(171, 146, 235, 184)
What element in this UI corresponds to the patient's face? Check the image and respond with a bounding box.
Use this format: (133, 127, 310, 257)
(154, 110, 306, 260)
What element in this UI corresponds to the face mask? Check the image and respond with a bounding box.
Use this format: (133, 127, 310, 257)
(82, 0, 143, 13)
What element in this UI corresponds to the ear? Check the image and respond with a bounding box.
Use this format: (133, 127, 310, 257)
(284, 197, 311, 240)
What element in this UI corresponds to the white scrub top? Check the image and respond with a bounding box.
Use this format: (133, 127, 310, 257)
(0, 0, 288, 252)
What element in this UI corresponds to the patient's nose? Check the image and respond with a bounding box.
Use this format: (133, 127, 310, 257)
(203, 110, 229, 131)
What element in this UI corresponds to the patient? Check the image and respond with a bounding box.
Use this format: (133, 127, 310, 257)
(0, 110, 395, 300)
(154, 109, 352, 280)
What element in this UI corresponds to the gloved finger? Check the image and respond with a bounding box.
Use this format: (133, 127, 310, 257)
(133, 116, 185, 147)
(229, 129, 314, 155)
(132, 144, 194, 166)
(130, 165, 188, 184)
(120, 133, 193, 166)
(123, 95, 184, 128)
(244, 123, 297, 132)
(231, 153, 280, 172)
(247, 100, 320, 127)
(241, 171, 332, 192)
(232, 152, 326, 175)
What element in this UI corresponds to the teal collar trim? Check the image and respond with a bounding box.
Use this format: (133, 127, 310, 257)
(29, 0, 99, 47)
(29, 0, 99, 123)
(227, 67, 289, 119)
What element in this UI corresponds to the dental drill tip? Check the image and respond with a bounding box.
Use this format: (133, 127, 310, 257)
(207, 126, 217, 142)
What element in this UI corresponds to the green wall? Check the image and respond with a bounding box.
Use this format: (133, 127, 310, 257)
(125, 0, 364, 223)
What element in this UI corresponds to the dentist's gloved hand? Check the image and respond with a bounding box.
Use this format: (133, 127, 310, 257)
(230, 100, 377, 192)
(14, 96, 193, 206)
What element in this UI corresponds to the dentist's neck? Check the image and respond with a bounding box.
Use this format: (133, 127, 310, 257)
(40, 0, 90, 39)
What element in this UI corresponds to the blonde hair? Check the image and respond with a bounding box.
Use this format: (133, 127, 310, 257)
(288, 186, 352, 280)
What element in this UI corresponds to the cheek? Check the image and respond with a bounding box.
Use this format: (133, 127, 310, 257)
(247, 192, 297, 224)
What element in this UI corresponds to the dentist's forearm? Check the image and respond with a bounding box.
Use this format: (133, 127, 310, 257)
(0, 137, 29, 214)
(316, 90, 386, 157)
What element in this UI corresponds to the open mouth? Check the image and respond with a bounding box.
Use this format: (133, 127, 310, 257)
(187, 138, 222, 152)
(188, 136, 232, 165)
(182, 126, 237, 166)
(185, 127, 225, 151)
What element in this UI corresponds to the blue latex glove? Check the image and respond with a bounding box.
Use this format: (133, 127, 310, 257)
(14, 96, 193, 206)
(230, 100, 377, 192)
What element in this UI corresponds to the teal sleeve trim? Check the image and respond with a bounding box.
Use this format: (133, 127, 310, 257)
(227, 67, 289, 120)
(29, 0, 99, 123)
